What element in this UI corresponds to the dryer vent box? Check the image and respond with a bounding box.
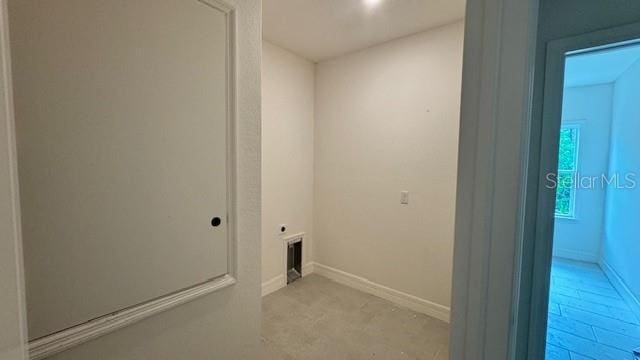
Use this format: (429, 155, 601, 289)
(286, 239, 302, 284)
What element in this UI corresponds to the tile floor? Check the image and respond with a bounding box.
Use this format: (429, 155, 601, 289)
(261, 259, 640, 360)
(261, 274, 449, 360)
(546, 258, 640, 360)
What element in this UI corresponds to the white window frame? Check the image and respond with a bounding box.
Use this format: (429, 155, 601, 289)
(555, 123, 580, 219)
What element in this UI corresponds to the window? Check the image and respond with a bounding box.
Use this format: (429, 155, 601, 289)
(555, 125, 580, 218)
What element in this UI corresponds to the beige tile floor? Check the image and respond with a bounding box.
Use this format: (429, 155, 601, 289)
(261, 274, 449, 360)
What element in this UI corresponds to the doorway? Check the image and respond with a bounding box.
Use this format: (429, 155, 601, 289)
(260, 1, 465, 358)
(536, 25, 640, 360)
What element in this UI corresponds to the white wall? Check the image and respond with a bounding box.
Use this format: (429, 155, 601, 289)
(41, 0, 263, 358)
(601, 59, 640, 302)
(314, 22, 463, 310)
(552, 84, 613, 262)
(261, 41, 315, 285)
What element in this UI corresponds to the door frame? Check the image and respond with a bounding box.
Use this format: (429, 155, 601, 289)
(523, 21, 640, 359)
(450, 0, 539, 358)
(8, 0, 617, 359)
(0, 0, 28, 359)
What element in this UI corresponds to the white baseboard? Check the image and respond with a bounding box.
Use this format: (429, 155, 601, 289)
(30, 274, 236, 359)
(261, 262, 315, 297)
(553, 248, 599, 263)
(600, 259, 640, 317)
(313, 263, 450, 323)
(261, 274, 285, 297)
(302, 262, 314, 276)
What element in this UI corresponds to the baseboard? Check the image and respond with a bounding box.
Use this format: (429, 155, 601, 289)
(261, 274, 285, 297)
(302, 262, 314, 276)
(553, 248, 599, 263)
(600, 259, 640, 318)
(261, 262, 315, 297)
(313, 263, 450, 323)
(30, 274, 236, 359)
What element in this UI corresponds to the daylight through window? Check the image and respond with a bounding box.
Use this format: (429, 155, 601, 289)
(555, 125, 580, 218)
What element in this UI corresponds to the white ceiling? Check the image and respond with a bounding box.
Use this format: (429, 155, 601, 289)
(263, 0, 466, 62)
(564, 43, 640, 87)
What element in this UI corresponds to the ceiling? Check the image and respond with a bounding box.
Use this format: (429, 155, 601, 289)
(564, 43, 640, 87)
(262, 0, 466, 62)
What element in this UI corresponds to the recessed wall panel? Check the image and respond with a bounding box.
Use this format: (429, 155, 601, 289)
(9, 0, 231, 339)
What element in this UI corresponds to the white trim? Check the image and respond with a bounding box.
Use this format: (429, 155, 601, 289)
(553, 248, 599, 263)
(200, 0, 239, 280)
(16, 0, 238, 357)
(301, 262, 314, 276)
(29, 275, 236, 360)
(282, 232, 305, 285)
(554, 213, 577, 221)
(450, 0, 539, 358)
(261, 275, 285, 297)
(283, 232, 305, 243)
(197, 0, 233, 13)
(262, 262, 314, 297)
(0, 0, 28, 358)
(599, 259, 640, 319)
(221, 0, 238, 280)
(313, 263, 450, 323)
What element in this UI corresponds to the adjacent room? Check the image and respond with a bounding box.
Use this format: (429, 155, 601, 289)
(546, 43, 640, 360)
(260, 0, 465, 358)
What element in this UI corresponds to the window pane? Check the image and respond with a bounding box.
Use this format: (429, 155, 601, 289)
(555, 172, 574, 216)
(558, 127, 578, 171)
